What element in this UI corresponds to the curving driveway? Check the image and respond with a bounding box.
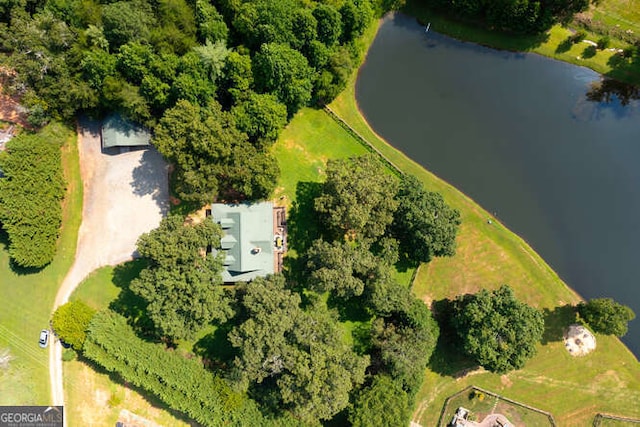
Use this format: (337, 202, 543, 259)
(49, 118, 169, 419)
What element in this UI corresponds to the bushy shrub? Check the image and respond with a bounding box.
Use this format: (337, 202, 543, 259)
(571, 30, 587, 43)
(52, 301, 96, 351)
(61, 348, 76, 362)
(0, 123, 69, 268)
(597, 36, 610, 49)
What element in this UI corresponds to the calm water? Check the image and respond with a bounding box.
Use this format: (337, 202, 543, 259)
(356, 14, 640, 358)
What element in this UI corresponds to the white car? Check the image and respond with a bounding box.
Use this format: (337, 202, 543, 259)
(39, 329, 49, 348)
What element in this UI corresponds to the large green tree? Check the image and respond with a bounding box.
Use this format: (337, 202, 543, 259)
(252, 42, 313, 116)
(130, 215, 230, 341)
(231, 91, 287, 148)
(51, 301, 96, 351)
(305, 238, 386, 299)
(577, 298, 636, 337)
(392, 174, 461, 264)
(371, 297, 440, 393)
(229, 275, 368, 423)
(451, 285, 544, 373)
(101, 0, 156, 49)
(349, 374, 412, 427)
(153, 99, 277, 203)
(314, 155, 399, 241)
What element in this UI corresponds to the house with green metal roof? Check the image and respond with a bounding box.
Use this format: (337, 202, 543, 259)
(101, 114, 151, 149)
(210, 202, 286, 283)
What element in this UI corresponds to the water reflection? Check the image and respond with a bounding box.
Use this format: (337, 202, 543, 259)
(573, 79, 640, 121)
(356, 14, 640, 358)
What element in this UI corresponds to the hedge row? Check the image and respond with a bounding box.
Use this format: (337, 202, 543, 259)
(83, 310, 262, 426)
(0, 123, 68, 268)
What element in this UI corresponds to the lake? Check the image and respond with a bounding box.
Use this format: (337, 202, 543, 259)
(356, 13, 640, 358)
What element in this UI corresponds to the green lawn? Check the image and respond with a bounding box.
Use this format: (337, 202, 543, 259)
(272, 107, 369, 205)
(0, 126, 80, 405)
(591, 0, 640, 34)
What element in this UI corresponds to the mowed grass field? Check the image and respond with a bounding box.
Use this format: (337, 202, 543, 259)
(0, 126, 80, 404)
(591, 0, 640, 34)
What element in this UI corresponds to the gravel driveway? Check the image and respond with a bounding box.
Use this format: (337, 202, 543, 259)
(50, 117, 169, 410)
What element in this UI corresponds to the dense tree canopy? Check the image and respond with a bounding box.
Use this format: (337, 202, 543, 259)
(0, 0, 381, 207)
(451, 285, 544, 373)
(252, 42, 313, 116)
(349, 374, 412, 427)
(577, 298, 636, 337)
(229, 275, 369, 423)
(0, 123, 68, 267)
(305, 238, 384, 299)
(152, 99, 278, 203)
(371, 296, 440, 392)
(423, 0, 590, 34)
(315, 155, 399, 240)
(131, 215, 231, 341)
(392, 174, 461, 264)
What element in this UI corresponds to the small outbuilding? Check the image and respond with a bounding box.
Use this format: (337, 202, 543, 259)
(564, 324, 596, 356)
(101, 114, 151, 150)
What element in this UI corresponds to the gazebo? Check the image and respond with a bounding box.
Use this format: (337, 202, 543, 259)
(564, 324, 596, 356)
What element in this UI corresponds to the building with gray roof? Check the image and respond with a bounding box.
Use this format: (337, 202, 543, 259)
(210, 202, 286, 283)
(101, 114, 151, 149)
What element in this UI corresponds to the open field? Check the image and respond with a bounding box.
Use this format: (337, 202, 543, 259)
(272, 107, 369, 206)
(590, 0, 640, 34)
(0, 125, 80, 405)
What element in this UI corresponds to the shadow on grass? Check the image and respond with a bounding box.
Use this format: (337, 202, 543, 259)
(605, 49, 640, 85)
(0, 229, 48, 275)
(193, 323, 237, 372)
(428, 298, 476, 378)
(8, 258, 46, 275)
(555, 37, 573, 54)
(282, 181, 324, 291)
(327, 294, 371, 323)
(109, 260, 156, 339)
(541, 304, 577, 344)
(72, 355, 198, 426)
(582, 45, 597, 59)
(288, 181, 323, 254)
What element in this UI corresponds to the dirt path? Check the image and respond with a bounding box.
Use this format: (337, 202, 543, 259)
(49, 118, 169, 417)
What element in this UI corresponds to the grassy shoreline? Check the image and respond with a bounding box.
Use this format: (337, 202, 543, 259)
(402, 1, 640, 85)
(326, 16, 640, 426)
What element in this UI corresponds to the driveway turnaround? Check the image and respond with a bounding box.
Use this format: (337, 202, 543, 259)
(49, 118, 169, 418)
